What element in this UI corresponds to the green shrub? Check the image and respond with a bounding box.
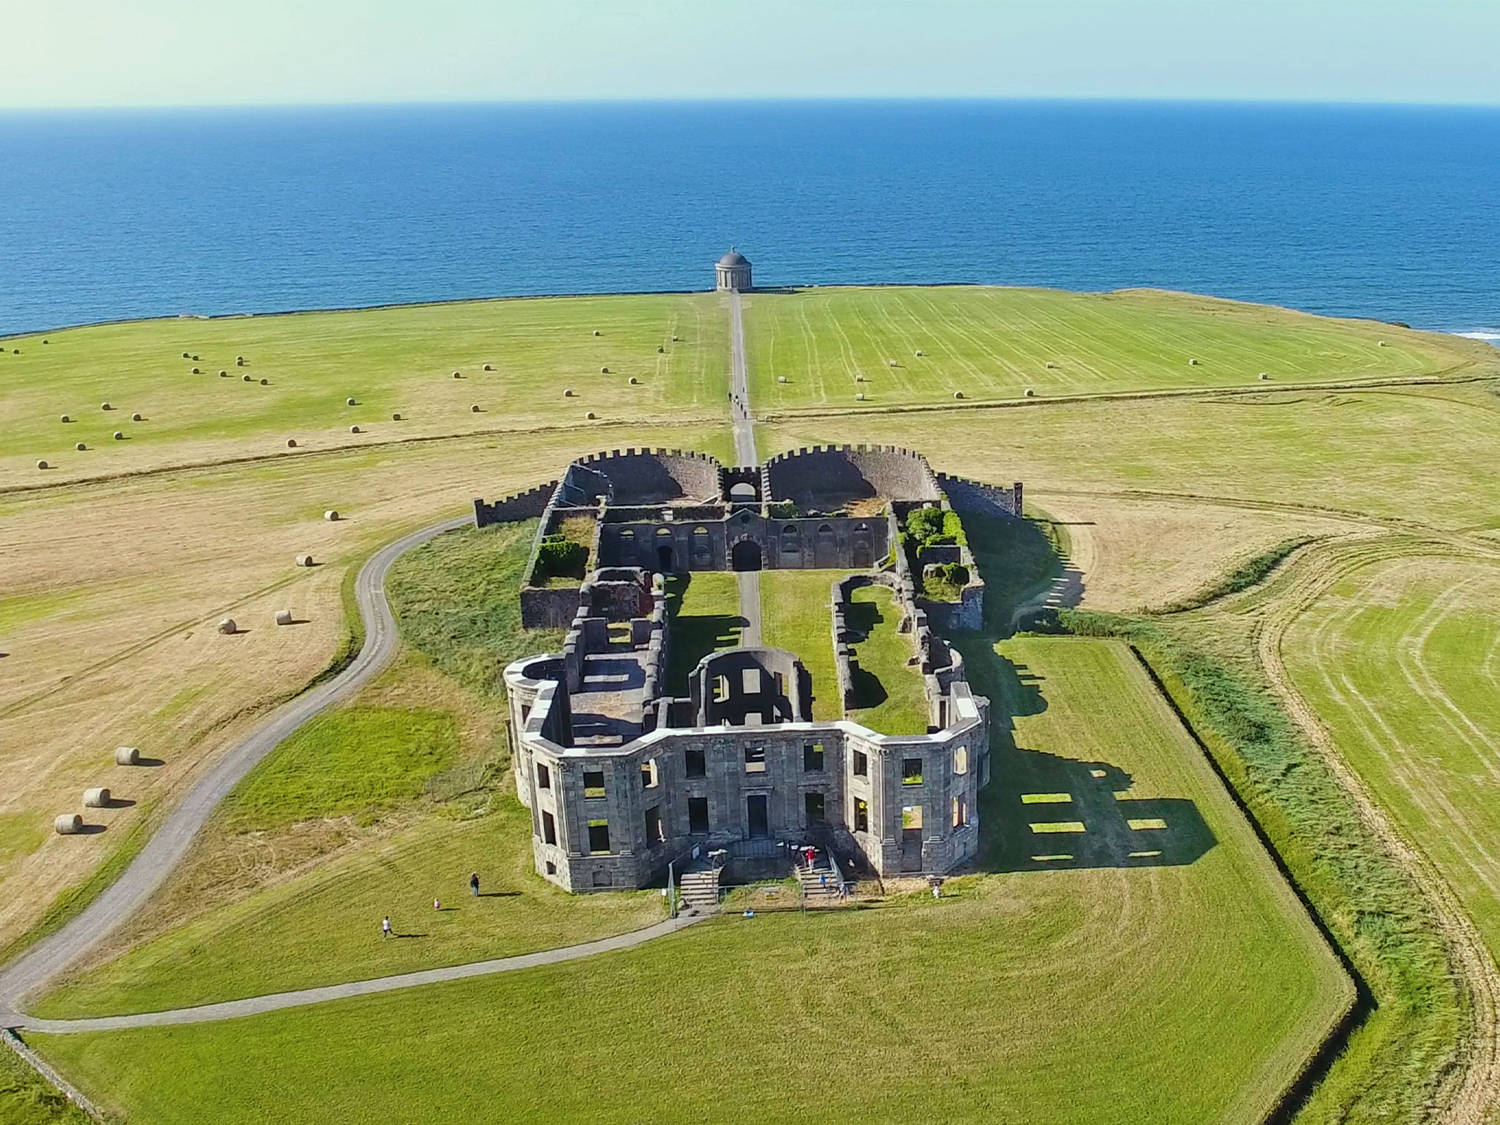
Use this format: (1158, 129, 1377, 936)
(535, 534, 588, 581)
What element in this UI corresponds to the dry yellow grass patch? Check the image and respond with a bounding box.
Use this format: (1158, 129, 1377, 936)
(0, 423, 724, 953)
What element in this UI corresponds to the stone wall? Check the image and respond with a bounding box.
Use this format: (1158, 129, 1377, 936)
(597, 510, 888, 573)
(935, 473, 1024, 519)
(565, 448, 725, 505)
(765, 445, 943, 510)
(472, 480, 559, 528)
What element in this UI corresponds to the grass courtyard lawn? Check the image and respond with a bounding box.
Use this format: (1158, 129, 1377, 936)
(743, 286, 1492, 411)
(1284, 553, 1500, 961)
(765, 381, 1500, 531)
(758, 569, 841, 720)
(32, 637, 1349, 1125)
(845, 584, 929, 735)
(0, 292, 728, 485)
(664, 571, 744, 693)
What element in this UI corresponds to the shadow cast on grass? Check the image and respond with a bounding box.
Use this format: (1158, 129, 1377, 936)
(663, 574, 745, 694)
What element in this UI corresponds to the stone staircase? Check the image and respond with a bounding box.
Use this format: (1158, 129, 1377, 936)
(678, 867, 722, 914)
(796, 857, 842, 905)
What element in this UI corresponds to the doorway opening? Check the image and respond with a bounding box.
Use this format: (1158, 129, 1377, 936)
(747, 794, 769, 838)
(731, 540, 762, 571)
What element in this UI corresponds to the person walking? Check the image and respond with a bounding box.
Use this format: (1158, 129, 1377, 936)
(381, 916, 392, 939)
(469, 871, 480, 897)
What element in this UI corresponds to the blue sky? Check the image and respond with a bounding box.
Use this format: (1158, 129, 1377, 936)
(2, 1, 1498, 109)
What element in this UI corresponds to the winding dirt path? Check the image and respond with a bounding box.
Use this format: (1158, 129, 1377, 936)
(0, 514, 470, 1025)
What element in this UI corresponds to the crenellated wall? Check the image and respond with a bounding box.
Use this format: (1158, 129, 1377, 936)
(473, 480, 559, 528)
(765, 445, 943, 510)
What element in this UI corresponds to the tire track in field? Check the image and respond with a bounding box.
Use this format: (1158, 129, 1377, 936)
(1261, 542, 1500, 1125)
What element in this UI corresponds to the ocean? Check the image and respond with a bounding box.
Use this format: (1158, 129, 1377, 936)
(1, 100, 1497, 338)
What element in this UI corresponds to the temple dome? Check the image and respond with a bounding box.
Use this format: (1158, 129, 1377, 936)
(718, 249, 750, 267)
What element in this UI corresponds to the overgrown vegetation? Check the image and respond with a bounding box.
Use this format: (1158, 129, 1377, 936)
(0, 1045, 94, 1125)
(1156, 536, 1318, 613)
(920, 561, 969, 602)
(385, 519, 564, 697)
(533, 534, 588, 585)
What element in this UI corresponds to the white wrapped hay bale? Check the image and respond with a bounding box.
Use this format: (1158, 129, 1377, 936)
(275, 609, 294, 626)
(115, 746, 141, 766)
(297, 554, 314, 567)
(83, 787, 110, 808)
(55, 813, 84, 835)
(218, 618, 237, 635)
(324, 510, 339, 521)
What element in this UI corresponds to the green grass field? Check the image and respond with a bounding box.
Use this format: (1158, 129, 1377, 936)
(759, 570, 841, 720)
(31, 638, 1350, 1125)
(844, 584, 930, 735)
(0, 292, 728, 485)
(664, 571, 744, 693)
(743, 286, 1491, 411)
(1284, 554, 1500, 961)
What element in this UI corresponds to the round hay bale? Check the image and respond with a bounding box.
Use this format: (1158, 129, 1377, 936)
(114, 746, 140, 766)
(131, 412, 143, 422)
(1259, 372, 1270, 381)
(275, 609, 294, 626)
(36, 459, 48, 470)
(483, 363, 493, 371)
(191, 354, 199, 361)
(627, 377, 639, 385)
(219, 369, 227, 377)
(60, 414, 71, 423)
(1024, 388, 1036, 398)
(113, 430, 124, 440)
(191, 367, 200, 374)
(83, 787, 110, 808)
(777, 376, 787, 383)
(55, 813, 83, 835)
(236, 356, 244, 365)
(953, 390, 965, 399)
(600, 366, 609, 374)
(887, 359, 898, 367)
(915, 349, 925, 357)
(182, 351, 191, 359)
(76, 442, 87, 451)
(391, 412, 402, 421)
(243, 374, 252, 382)
(452, 371, 462, 378)
(259, 378, 268, 385)
(345, 397, 356, 406)
(585, 411, 597, 420)
(1045, 361, 1056, 369)
(592, 330, 601, 337)
(1188, 358, 1200, 366)
(11, 349, 17, 355)
(470, 404, 481, 412)
(101, 402, 112, 411)
(349, 425, 361, 434)
(218, 618, 237, 635)
(324, 509, 339, 521)
(563, 388, 575, 397)
(657, 345, 665, 354)
(297, 553, 315, 567)
(671, 335, 679, 342)
(286, 438, 298, 448)
(856, 393, 867, 401)
(855, 374, 866, 382)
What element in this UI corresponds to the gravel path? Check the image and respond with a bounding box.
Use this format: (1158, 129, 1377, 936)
(17, 913, 707, 1034)
(0, 514, 470, 1027)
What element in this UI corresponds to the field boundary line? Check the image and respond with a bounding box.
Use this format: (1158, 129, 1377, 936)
(759, 368, 1495, 423)
(1259, 545, 1500, 1124)
(1, 1027, 102, 1120)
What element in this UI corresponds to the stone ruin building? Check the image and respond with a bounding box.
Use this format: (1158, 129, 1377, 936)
(473, 445, 1025, 892)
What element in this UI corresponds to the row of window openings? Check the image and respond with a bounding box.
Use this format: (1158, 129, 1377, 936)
(541, 745, 968, 795)
(619, 523, 871, 539)
(545, 793, 970, 858)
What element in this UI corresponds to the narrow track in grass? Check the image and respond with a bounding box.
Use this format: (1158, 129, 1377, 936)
(1258, 539, 1500, 1124)
(0, 514, 472, 1027)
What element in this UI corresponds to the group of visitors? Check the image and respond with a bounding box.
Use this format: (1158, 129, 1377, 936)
(382, 872, 483, 938)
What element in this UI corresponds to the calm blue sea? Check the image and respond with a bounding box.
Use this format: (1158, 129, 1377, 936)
(2, 100, 1498, 338)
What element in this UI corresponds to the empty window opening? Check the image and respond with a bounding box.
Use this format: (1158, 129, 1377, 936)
(641, 758, 659, 789)
(774, 671, 785, 697)
(536, 762, 551, 789)
(712, 675, 730, 703)
(620, 528, 634, 538)
(542, 811, 557, 845)
(1020, 793, 1071, 804)
(854, 798, 870, 833)
(583, 770, 606, 799)
(587, 819, 611, 854)
(1127, 818, 1168, 831)
(744, 746, 766, 773)
(951, 796, 968, 828)
(644, 805, 663, 844)
(685, 748, 706, 778)
(592, 869, 612, 887)
(902, 757, 924, 785)
(803, 743, 825, 772)
(742, 667, 761, 694)
(1030, 854, 1074, 863)
(853, 750, 868, 777)
(688, 796, 710, 834)
(805, 792, 826, 826)
(902, 805, 924, 830)
(1029, 821, 1086, 834)
(545, 860, 557, 875)
(953, 746, 968, 775)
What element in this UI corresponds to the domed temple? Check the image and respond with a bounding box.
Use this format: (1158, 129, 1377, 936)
(473, 445, 1025, 893)
(715, 248, 752, 291)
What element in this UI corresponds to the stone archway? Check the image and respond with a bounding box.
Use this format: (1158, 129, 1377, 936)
(731, 539, 763, 572)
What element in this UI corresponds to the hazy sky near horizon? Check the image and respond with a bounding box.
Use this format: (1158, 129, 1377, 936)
(2, 1, 1498, 109)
